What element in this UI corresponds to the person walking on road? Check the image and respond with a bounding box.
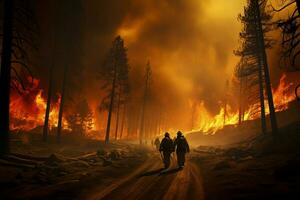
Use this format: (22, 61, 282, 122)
(159, 132, 174, 169)
(174, 131, 190, 168)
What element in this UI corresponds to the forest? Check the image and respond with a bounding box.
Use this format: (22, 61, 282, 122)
(0, 0, 300, 199)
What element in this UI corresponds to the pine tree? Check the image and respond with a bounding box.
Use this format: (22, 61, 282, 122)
(235, 0, 277, 135)
(99, 36, 129, 144)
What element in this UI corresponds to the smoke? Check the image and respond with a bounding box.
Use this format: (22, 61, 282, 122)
(80, 0, 246, 129)
(35, 0, 292, 131)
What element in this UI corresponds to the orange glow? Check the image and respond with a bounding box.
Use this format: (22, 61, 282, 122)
(10, 74, 295, 139)
(191, 74, 296, 134)
(273, 73, 295, 112)
(10, 79, 67, 131)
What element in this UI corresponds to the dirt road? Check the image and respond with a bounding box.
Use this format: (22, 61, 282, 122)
(87, 153, 205, 200)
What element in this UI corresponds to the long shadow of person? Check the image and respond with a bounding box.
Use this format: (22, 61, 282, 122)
(159, 167, 182, 176)
(138, 168, 165, 177)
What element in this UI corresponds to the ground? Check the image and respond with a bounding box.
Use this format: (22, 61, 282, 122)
(1, 122, 300, 200)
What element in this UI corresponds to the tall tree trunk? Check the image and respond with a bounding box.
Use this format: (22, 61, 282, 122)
(43, 59, 54, 142)
(105, 69, 117, 144)
(120, 103, 126, 139)
(238, 77, 243, 125)
(255, 0, 278, 135)
(57, 64, 68, 143)
(139, 84, 149, 144)
(140, 63, 151, 144)
(223, 101, 227, 126)
(0, 0, 14, 155)
(258, 58, 267, 134)
(139, 102, 146, 144)
(114, 91, 121, 140)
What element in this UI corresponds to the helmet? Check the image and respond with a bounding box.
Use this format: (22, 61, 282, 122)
(177, 131, 183, 136)
(165, 132, 170, 137)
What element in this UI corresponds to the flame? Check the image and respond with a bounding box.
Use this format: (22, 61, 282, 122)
(273, 73, 295, 111)
(10, 79, 67, 131)
(9, 73, 295, 139)
(191, 73, 296, 134)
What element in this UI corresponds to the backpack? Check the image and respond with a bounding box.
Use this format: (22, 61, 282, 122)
(161, 137, 174, 152)
(176, 136, 188, 152)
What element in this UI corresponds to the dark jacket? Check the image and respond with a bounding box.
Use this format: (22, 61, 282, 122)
(174, 136, 190, 153)
(159, 136, 174, 153)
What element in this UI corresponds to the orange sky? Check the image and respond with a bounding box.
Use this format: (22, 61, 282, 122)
(81, 0, 294, 132)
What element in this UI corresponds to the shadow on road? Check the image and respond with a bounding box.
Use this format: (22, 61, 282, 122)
(138, 167, 182, 178)
(159, 167, 182, 176)
(138, 168, 165, 177)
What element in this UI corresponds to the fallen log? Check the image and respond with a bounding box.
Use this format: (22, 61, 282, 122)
(0, 159, 35, 169)
(10, 153, 48, 161)
(2, 155, 41, 166)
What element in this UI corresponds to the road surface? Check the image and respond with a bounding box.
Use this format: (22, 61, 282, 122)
(87, 153, 205, 200)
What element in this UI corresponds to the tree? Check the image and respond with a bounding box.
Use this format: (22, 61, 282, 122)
(114, 60, 130, 140)
(119, 101, 127, 139)
(235, 0, 277, 135)
(0, 0, 14, 155)
(139, 61, 152, 144)
(272, 0, 300, 69)
(55, 0, 84, 143)
(99, 36, 129, 144)
(43, 28, 56, 142)
(0, 0, 38, 155)
(66, 99, 94, 135)
(255, 0, 278, 135)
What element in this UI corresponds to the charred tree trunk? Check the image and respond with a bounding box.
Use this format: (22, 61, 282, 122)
(105, 69, 117, 144)
(255, 0, 278, 135)
(258, 58, 267, 134)
(114, 91, 121, 140)
(223, 81, 229, 126)
(120, 103, 126, 139)
(57, 64, 68, 143)
(139, 63, 151, 144)
(0, 0, 14, 155)
(43, 61, 54, 142)
(238, 77, 243, 125)
(139, 101, 146, 144)
(223, 102, 227, 126)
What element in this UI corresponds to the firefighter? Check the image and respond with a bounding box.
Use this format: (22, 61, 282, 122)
(159, 132, 174, 169)
(174, 131, 190, 168)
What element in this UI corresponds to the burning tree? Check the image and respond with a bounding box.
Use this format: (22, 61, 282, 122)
(114, 70, 130, 140)
(55, 0, 84, 143)
(235, 0, 278, 135)
(99, 36, 130, 144)
(0, 0, 38, 155)
(66, 99, 94, 135)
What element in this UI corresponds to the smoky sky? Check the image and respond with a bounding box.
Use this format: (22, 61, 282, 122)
(34, 0, 292, 130)
(80, 0, 246, 127)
